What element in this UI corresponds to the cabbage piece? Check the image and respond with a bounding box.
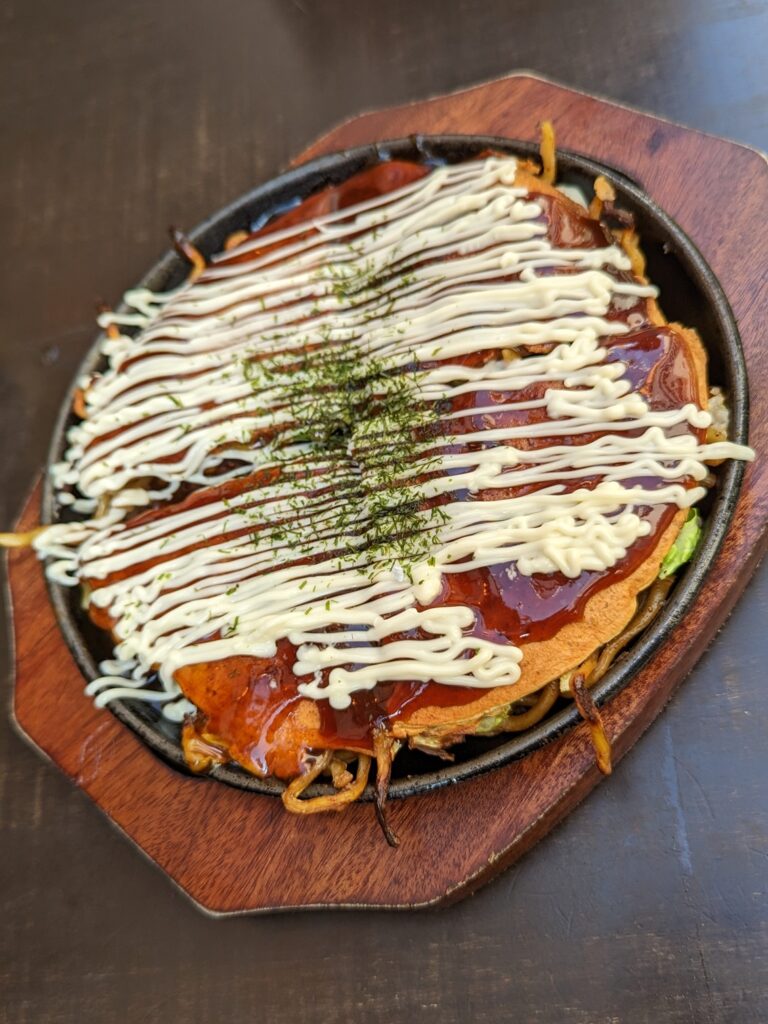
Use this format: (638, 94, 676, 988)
(659, 509, 702, 579)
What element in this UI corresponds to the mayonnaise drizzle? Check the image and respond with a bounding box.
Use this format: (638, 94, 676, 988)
(36, 156, 754, 713)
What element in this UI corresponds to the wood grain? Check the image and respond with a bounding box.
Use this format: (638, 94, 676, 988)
(8, 73, 768, 916)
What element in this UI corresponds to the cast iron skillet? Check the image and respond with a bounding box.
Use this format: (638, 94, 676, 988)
(42, 135, 749, 801)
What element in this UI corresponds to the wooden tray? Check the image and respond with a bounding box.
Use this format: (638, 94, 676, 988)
(8, 73, 768, 915)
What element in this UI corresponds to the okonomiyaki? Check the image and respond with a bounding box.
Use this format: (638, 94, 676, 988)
(15, 127, 754, 838)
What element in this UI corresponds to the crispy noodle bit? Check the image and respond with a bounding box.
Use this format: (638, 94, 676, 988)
(588, 174, 616, 220)
(570, 674, 612, 776)
(282, 753, 371, 814)
(0, 526, 47, 548)
(539, 119, 556, 184)
(15, 118, 755, 842)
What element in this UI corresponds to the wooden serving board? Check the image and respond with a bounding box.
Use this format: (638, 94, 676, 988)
(8, 73, 768, 915)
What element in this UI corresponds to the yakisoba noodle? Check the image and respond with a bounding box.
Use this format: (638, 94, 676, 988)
(10, 125, 753, 839)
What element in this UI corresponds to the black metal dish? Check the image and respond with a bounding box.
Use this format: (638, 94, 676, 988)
(42, 135, 750, 801)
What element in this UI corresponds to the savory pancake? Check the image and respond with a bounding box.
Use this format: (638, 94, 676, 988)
(25, 134, 754, 830)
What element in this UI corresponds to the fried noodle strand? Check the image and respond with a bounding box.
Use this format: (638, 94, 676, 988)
(571, 673, 612, 775)
(373, 727, 400, 848)
(282, 752, 371, 814)
(503, 680, 559, 732)
(539, 120, 556, 184)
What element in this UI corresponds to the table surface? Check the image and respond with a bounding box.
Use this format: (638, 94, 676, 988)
(2, 2, 767, 1022)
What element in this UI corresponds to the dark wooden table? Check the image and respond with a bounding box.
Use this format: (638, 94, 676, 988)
(2, 2, 767, 1021)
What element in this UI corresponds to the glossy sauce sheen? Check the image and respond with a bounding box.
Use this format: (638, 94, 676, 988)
(154, 159, 704, 777)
